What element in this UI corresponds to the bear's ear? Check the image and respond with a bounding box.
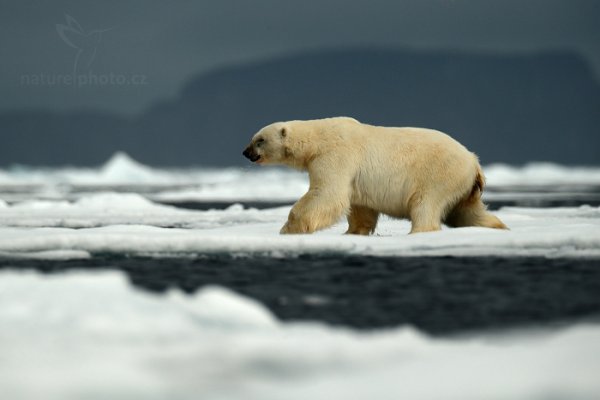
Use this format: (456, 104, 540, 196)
(280, 127, 287, 138)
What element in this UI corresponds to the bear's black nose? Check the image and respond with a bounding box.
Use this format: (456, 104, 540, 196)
(243, 147, 261, 162)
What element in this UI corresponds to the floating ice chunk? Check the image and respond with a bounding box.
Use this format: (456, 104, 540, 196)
(0, 270, 599, 400)
(0, 193, 288, 229)
(169, 286, 277, 329)
(0, 205, 598, 258)
(0, 250, 91, 260)
(485, 162, 600, 186)
(98, 152, 159, 183)
(73, 192, 158, 209)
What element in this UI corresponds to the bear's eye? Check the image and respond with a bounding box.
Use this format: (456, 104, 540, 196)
(256, 138, 265, 147)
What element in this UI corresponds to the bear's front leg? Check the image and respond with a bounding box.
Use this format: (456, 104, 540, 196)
(280, 210, 310, 234)
(280, 188, 350, 234)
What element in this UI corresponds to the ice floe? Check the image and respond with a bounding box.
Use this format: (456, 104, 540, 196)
(0, 193, 598, 258)
(0, 270, 598, 400)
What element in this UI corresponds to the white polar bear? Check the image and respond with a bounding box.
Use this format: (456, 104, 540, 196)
(243, 117, 507, 235)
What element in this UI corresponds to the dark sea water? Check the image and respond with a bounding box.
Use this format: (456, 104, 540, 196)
(2, 254, 599, 335)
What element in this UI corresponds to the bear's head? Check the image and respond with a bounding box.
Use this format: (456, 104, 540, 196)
(243, 122, 292, 166)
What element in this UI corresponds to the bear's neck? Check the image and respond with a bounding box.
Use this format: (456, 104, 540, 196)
(285, 129, 321, 171)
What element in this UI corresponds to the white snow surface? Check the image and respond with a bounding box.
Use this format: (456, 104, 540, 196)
(0, 270, 598, 400)
(484, 162, 600, 186)
(0, 152, 309, 201)
(0, 192, 598, 258)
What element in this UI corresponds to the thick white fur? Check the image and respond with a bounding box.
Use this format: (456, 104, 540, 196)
(244, 117, 507, 235)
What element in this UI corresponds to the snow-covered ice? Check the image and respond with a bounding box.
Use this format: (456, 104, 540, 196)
(484, 162, 600, 186)
(0, 152, 308, 202)
(0, 192, 598, 258)
(0, 270, 598, 400)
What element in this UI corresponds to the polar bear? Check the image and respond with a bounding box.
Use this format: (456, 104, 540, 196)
(243, 117, 507, 235)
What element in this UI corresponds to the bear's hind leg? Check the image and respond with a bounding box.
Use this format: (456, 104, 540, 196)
(346, 205, 379, 235)
(409, 202, 443, 234)
(445, 198, 508, 229)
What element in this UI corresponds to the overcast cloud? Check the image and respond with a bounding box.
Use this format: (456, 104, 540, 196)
(1, 0, 598, 115)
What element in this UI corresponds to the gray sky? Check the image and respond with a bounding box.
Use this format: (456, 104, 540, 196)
(1, 0, 599, 115)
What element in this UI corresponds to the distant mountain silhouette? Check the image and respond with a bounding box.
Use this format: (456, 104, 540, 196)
(1, 48, 599, 166)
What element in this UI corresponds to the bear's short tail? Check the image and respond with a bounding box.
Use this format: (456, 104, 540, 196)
(466, 165, 485, 203)
(445, 165, 508, 230)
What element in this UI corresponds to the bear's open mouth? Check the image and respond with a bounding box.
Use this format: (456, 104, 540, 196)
(250, 154, 261, 162)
